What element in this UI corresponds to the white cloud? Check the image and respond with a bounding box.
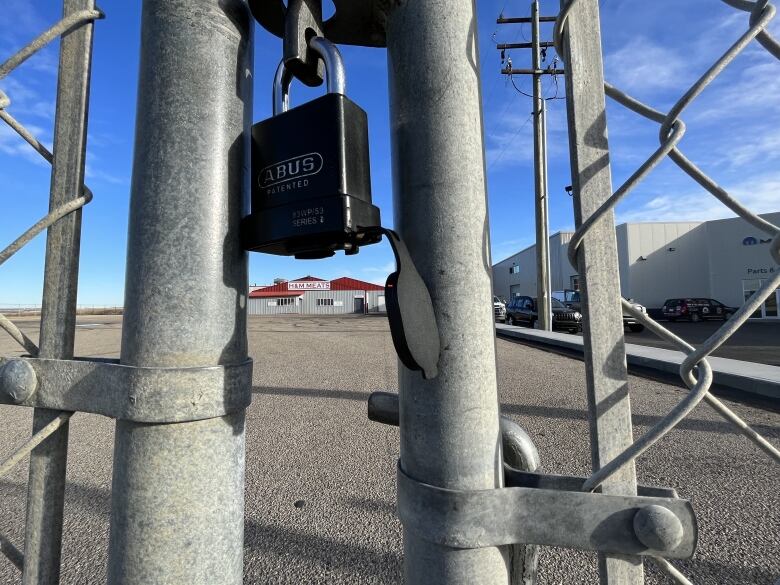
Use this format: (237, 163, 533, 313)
(598, 33, 780, 203)
(0, 121, 51, 166)
(0, 2, 59, 77)
(84, 164, 128, 186)
(485, 109, 535, 169)
(688, 61, 780, 124)
(484, 81, 572, 166)
(714, 129, 780, 169)
(604, 37, 691, 96)
(0, 78, 55, 121)
(0, 1, 46, 46)
(616, 171, 780, 224)
(491, 237, 534, 262)
(653, 60, 780, 174)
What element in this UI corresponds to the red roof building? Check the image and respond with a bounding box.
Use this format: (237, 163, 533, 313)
(248, 276, 386, 315)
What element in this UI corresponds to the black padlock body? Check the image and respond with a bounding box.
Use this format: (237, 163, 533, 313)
(242, 92, 381, 259)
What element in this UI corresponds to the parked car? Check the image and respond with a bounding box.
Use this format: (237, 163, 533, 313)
(662, 298, 736, 322)
(622, 298, 647, 333)
(505, 296, 582, 333)
(493, 295, 507, 321)
(552, 289, 646, 332)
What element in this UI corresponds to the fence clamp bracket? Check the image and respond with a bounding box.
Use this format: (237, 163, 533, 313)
(249, 0, 389, 49)
(0, 356, 253, 423)
(397, 463, 697, 558)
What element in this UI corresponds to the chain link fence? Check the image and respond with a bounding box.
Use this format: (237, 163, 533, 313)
(0, 6, 102, 356)
(555, 0, 779, 582)
(1, 1, 779, 584)
(0, 3, 103, 578)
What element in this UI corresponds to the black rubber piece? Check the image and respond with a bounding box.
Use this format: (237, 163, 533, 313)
(371, 228, 440, 380)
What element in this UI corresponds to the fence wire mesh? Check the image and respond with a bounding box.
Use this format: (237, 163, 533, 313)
(0, 5, 103, 575)
(1, 1, 779, 583)
(555, 0, 779, 581)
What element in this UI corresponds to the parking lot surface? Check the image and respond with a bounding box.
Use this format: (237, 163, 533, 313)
(1, 314, 779, 584)
(500, 316, 780, 366)
(624, 319, 780, 366)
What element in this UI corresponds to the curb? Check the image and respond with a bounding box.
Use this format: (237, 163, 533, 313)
(495, 324, 780, 402)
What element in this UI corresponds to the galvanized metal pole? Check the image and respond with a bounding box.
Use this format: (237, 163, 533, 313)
(386, 1, 509, 583)
(23, 1, 96, 582)
(559, 0, 643, 583)
(106, 1, 252, 584)
(532, 0, 552, 330)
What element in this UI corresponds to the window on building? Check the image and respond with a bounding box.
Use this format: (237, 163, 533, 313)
(509, 265, 520, 274)
(277, 297, 295, 306)
(316, 298, 334, 306)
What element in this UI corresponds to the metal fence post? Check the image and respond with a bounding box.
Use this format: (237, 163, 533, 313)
(106, 1, 252, 583)
(385, 1, 509, 583)
(23, 1, 96, 583)
(558, 0, 643, 583)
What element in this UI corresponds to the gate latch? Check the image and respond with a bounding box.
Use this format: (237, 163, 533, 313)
(367, 392, 698, 558)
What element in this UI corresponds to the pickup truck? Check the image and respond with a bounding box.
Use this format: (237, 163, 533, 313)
(552, 289, 646, 332)
(493, 296, 507, 322)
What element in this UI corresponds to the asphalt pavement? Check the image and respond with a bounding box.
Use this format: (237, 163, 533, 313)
(1, 314, 779, 584)
(624, 319, 780, 366)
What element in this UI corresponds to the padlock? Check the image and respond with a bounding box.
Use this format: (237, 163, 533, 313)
(242, 36, 382, 259)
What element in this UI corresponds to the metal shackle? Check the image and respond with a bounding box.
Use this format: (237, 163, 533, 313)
(273, 36, 346, 116)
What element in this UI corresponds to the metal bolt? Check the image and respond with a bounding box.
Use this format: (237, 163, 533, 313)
(633, 504, 684, 552)
(0, 359, 38, 403)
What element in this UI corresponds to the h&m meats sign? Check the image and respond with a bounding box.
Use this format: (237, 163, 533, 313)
(288, 281, 331, 291)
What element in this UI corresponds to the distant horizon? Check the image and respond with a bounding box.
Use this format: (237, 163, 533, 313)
(3, 1, 778, 305)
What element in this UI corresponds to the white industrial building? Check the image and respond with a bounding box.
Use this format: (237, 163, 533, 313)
(248, 276, 386, 315)
(492, 212, 779, 318)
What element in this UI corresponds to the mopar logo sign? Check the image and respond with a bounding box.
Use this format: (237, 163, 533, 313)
(742, 236, 771, 246)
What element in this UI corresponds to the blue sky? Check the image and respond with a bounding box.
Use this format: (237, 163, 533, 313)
(1, 1, 778, 305)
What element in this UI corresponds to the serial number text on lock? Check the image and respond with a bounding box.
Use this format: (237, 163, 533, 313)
(291, 206, 326, 228)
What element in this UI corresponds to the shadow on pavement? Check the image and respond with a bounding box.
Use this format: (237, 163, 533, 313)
(253, 386, 780, 439)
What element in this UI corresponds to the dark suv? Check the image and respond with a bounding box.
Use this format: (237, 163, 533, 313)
(552, 289, 646, 332)
(662, 298, 736, 322)
(506, 296, 582, 333)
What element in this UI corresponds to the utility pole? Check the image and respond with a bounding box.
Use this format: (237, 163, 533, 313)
(531, 0, 552, 331)
(498, 1, 558, 331)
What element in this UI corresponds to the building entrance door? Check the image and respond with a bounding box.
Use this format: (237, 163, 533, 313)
(742, 279, 779, 318)
(354, 297, 365, 314)
(765, 288, 778, 318)
(509, 284, 524, 300)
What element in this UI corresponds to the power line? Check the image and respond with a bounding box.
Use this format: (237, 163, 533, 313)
(505, 63, 565, 101)
(487, 110, 534, 171)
